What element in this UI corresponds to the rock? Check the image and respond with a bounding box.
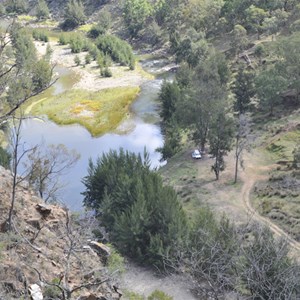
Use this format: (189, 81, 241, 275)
(29, 284, 43, 300)
(26, 218, 41, 230)
(35, 204, 52, 218)
(89, 241, 111, 258)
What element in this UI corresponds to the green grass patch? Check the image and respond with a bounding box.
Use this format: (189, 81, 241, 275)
(17, 14, 36, 22)
(30, 87, 140, 136)
(78, 23, 95, 32)
(38, 19, 59, 27)
(266, 129, 300, 161)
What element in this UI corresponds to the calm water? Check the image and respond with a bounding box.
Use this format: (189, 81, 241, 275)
(21, 64, 165, 210)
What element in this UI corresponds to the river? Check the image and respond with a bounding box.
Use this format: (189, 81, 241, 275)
(20, 61, 167, 210)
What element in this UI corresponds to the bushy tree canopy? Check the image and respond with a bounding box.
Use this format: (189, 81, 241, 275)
(82, 149, 187, 265)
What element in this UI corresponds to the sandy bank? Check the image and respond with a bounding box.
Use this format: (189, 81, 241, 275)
(35, 41, 151, 92)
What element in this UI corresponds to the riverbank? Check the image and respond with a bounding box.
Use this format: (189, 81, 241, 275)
(35, 40, 154, 90)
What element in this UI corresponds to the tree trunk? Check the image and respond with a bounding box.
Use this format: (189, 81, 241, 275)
(234, 136, 239, 184)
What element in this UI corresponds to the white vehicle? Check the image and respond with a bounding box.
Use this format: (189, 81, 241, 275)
(192, 149, 201, 159)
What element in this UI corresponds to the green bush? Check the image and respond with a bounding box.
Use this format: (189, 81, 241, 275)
(95, 34, 135, 68)
(107, 246, 125, 275)
(74, 55, 81, 66)
(32, 29, 49, 42)
(43, 278, 61, 299)
(148, 290, 173, 300)
(85, 53, 92, 64)
(101, 66, 112, 77)
(69, 34, 89, 53)
(62, 0, 86, 30)
(58, 33, 70, 45)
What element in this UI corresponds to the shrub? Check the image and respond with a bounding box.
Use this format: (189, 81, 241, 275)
(85, 53, 91, 64)
(69, 34, 88, 53)
(32, 29, 49, 42)
(43, 278, 61, 299)
(58, 33, 70, 45)
(74, 55, 81, 66)
(148, 290, 173, 300)
(95, 34, 135, 68)
(101, 67, 112, 77)
(62, 0, 86, 30)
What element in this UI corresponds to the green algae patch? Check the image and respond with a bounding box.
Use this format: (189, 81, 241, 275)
(31, 87, 140, 136)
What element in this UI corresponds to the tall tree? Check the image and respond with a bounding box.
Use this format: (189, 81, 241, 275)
(177, 51, 230, 152)
(209, 111, 234, 180)
(255, 66, 287, 115)
(123, 0, 153, 37)
(233, 66, 255, 115)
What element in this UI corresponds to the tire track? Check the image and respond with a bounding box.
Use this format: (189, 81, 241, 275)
(242, 175, 300, 252)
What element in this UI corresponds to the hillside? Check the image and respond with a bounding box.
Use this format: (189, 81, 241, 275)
(1, 0, 300, 299)
(0, 166, 121, 300)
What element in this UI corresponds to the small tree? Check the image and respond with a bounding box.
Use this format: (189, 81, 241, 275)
(36, 0, 50, 20)
(63, 0, 87, 30)
(123, 0, 153, 37)
(233, 66, 255, 115)
(255, 66, 287, 115)
(23, 144, 80, 202)
(74, 55, 81, 66)
(231, 24, 248, 56)
(7, 116, 37, 231)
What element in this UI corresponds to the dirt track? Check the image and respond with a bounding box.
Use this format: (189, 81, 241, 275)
(241, 169, 300, 253)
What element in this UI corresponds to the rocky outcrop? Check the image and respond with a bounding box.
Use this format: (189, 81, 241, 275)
(0, 166, 121, 299)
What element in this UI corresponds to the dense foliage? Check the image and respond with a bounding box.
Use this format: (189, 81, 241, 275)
(82, 149, 187, 265)
(95, 35, 135, 69)
(0, 24, 52, 121)
(62, 0, 87, 30)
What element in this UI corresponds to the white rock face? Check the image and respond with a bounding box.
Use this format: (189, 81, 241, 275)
(29, 284, 43, 300)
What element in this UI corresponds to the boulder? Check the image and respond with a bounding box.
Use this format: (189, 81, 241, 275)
(35, 204, 52, 218)
(29, 284, 43, 300)
(89, 241, 111, 258)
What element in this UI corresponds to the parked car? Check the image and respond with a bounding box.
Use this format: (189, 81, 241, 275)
(192, 149, 201, 159)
